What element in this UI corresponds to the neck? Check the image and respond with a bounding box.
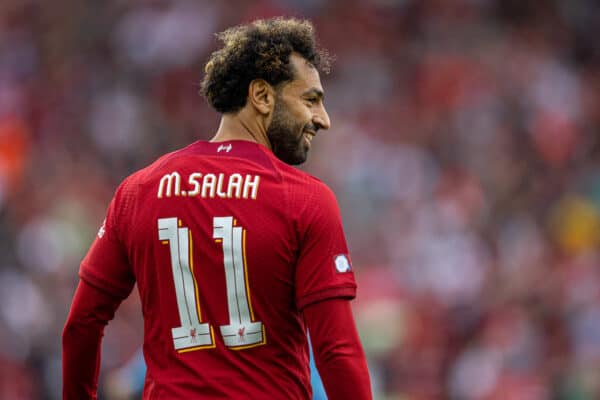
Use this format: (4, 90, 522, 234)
(211, 109, 271, 150)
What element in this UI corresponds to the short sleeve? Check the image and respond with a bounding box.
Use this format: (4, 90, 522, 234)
(79, 182, 135, 299)
(294, 181, 357, 310)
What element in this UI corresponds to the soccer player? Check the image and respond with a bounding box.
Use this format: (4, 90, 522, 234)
(63, 17, 372, 399)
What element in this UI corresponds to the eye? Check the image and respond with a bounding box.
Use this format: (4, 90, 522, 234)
(305, 97, 318, 105)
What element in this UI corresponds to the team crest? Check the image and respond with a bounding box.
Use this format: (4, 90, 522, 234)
(334, 254, 351, 273)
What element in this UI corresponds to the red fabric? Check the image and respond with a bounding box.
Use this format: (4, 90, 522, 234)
(73, 140, 360, 399)
(304, 299, 372, 400)
(62, 280, 123, 400)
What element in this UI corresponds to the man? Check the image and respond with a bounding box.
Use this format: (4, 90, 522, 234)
(63, 17, 372, 399)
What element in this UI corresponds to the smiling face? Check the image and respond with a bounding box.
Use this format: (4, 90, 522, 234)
(266, 53, 331, 165)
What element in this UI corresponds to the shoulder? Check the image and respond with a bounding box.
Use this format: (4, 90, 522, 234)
(107, 145, 186, 206)
(282, 164, 336, 205)
(130, 145, 195, 183)
(271, 161, 340, 219)
(264, 150, 334, 197)
(117, 141, 203, 192)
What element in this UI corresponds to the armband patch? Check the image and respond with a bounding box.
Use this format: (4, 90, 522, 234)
(334, 254, 351, 273)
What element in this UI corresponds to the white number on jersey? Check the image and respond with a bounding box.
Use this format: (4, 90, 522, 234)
(158, 217, 265, 352)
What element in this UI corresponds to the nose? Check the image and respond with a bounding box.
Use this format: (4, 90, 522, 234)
(313, 104, 331, 130)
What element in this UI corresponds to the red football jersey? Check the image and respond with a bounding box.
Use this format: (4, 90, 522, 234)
(80, 140, 357, 399)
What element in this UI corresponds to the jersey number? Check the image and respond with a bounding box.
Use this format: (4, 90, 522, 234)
(158, 217, 265, 352)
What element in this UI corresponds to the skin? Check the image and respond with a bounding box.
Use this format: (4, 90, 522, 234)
(211, 52, 331, 165)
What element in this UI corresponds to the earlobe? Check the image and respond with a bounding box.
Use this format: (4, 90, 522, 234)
(248, 79, 274, 116)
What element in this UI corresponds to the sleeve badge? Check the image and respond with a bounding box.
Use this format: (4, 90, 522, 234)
(334, 254, 352, 273)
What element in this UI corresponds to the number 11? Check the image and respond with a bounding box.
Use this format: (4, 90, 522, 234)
(158, 217, 266, 352)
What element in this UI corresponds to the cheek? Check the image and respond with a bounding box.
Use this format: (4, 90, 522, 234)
(282, 109, 309, 135)
(288, 101, 311, 122)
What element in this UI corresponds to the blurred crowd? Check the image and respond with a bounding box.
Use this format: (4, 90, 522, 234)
(1, 0, 600, 399)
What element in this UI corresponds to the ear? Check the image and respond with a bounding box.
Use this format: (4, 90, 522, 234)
(248, 79, 275, 115)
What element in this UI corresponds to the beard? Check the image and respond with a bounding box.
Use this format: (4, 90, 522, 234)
(266, 98, 313, 165)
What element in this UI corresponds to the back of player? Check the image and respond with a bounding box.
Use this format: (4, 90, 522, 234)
(64, 17, 372, 400)
(80, 140, 357, 399)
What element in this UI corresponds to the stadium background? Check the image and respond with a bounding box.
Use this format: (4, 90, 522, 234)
(1, 0, 600, 398)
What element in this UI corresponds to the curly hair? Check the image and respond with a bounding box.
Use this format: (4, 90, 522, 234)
(201, 17, 332, 114)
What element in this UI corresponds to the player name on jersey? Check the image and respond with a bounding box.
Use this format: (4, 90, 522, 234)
(157, 171, 260, 200)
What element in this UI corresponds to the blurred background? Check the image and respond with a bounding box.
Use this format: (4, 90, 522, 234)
(1, 0, 600, 399)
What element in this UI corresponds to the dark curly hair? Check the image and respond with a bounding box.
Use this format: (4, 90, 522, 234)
(201, 17, 332, 114)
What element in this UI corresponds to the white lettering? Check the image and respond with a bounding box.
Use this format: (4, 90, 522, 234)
(202, 174, 217, 198)
(228, 174, 243, 198)
(188, 173, 203, 196)
(216, 173, 227, 198)
(158, 172, 181, 198)
(157, 171, 260, 200)
(243, 175, 260, 199)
